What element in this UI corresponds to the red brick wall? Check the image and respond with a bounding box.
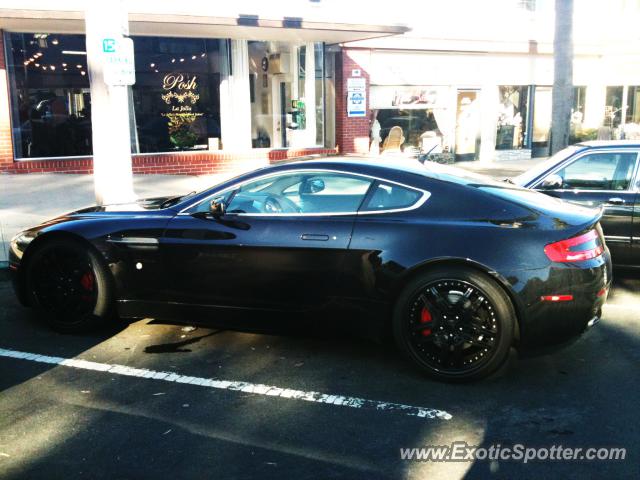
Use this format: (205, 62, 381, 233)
(0, 148, 337, 175)
(335, 48, 372, 155)
(0, 31, 15, 167)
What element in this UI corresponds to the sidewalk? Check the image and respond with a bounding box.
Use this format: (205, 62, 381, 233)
(454, 157, 548, 180)
(0, 173, 227, 266)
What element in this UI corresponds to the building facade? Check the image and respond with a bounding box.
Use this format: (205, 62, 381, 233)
(0, 1, 406, 174)
(1, 0, 640, 175)
(336, 0, 640, 162)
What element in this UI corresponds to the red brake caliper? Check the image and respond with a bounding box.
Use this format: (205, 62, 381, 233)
(80, 272, 94, 292)
(420, 307, 433, 336)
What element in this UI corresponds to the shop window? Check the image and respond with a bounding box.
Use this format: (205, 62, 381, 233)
(5, 33, 92, 158)
(131, 36, 223, 153)
(572, 86, 586, 122)
(496, 86, 530, 150)
(625, 86, 640, 124)
(375, 109, 442, 154)
(4, 32, 225, 159)
(605, 86, 623, 128)
(248, 41, 324, 150)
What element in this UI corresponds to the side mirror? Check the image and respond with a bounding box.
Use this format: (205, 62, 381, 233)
(539, 174, 563, 190)
(209, 196, 227, 217)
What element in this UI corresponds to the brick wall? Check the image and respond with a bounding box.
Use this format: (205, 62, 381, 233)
(0, 31, 15, 167)
(335, 48, 371, 155)
(0, 148, 337, 175)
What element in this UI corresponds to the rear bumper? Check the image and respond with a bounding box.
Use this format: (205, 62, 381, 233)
(509, 250, 612, 347)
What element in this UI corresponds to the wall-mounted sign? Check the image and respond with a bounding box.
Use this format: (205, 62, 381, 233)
(347, 77, 366, 118)
(160, 73, 204, 148)
(370, 85, 451, 110)
(101, 36, 135, 86)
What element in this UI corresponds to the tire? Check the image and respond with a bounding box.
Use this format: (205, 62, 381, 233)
(25, 237, 114, 333)
(392, 265, 516, 382)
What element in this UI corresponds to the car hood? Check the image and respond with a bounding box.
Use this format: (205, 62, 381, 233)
(71, 195, 178, 214)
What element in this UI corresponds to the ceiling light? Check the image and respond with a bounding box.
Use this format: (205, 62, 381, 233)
(62, 50, 86, 55)
(80, 71, 86, 76)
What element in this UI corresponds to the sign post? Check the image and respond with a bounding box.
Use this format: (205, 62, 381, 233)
(347, 77, 367, 118)
(86, 1, 136, 205)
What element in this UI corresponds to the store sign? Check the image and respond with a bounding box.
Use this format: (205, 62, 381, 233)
(102, 36, 135, 86)
(370, 85, 450, 110)
(347, 77, 366, 118)
(160, 73, 204, 148)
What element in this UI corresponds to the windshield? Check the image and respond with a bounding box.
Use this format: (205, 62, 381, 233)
(512, 145, 583, 186)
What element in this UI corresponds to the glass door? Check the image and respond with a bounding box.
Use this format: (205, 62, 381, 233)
(455, 90, 480, 162)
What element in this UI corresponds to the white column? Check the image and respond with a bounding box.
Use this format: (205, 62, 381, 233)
(479, 85, 499, 162)
(583, 84, 606, 129)
(621, 85, 629, 133)
(304, 42, 317, 146)
(85, 1, 135, 205)
(220, 40, 252, 151)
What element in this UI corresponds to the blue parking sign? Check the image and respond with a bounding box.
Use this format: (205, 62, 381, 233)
(102, 38, 116, 53)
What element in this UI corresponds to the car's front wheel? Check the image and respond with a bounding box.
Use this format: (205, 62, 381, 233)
(393, 266, 516, 382)
(25, 238, 114, 333)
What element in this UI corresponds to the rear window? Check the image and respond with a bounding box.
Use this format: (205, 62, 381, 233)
(361, 182, 423, 211)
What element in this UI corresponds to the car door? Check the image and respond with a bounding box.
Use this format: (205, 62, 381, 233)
(632, 168, 640, 265)
(160, 169, 374, 310)
(534, 149, 639, 264)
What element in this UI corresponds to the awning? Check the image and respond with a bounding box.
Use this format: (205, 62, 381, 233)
(0, 4, 409, 44)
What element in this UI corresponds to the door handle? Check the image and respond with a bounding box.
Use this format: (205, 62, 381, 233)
(301, 234, 329, 241)
(607, 197, 625, 205)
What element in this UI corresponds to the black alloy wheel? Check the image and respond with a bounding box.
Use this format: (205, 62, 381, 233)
(26, 238, 114, 332)
(393, 266, 515, 382)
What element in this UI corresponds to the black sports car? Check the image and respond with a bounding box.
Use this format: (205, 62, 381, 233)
(9, 158, 611, 381)
(514, 140, 640, 266)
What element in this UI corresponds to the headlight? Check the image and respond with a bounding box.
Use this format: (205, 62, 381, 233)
(9, 232, 36, 259)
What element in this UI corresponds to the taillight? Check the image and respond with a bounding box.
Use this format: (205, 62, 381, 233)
(544, 229, 604, 263)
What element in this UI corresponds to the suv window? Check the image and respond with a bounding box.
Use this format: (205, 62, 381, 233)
(361, 182, 423, 211)
(554, 151, 638, 190)
(203, 171, 373, 215)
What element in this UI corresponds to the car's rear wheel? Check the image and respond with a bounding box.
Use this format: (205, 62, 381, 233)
(25, 238, 114, 333)
(393, 266, 515, 382)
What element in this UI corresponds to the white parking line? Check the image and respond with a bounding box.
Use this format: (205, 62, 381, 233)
(0, 347, 452, 421)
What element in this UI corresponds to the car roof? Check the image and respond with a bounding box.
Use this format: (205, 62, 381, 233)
(277, 155, 430, 175)
(577, 140, 640, 148)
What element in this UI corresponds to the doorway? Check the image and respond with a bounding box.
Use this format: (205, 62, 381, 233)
(455, 90, 480, 162)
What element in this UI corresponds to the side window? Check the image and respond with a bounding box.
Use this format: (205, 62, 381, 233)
(555, 152, 638, 190)
(361, 182, 423, 212)
(196, 171, 373, 215)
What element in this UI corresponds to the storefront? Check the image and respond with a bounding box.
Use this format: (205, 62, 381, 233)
(335, 37, 640, 163)
(0, 5, 408, 174)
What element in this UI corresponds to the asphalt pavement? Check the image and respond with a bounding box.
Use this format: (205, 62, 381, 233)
(0, 267, 638, 479)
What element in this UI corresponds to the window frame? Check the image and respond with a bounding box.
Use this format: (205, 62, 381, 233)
(180, 168, 431, 217)
(531, 149, 640, 193)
